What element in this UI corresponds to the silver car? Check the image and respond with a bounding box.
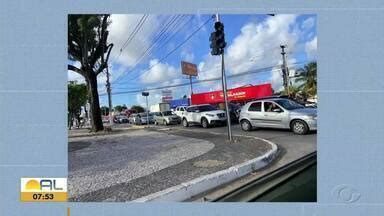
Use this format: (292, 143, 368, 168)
(153, 111, 181, 125)
(239, 98, 317, 134)
(128, 113, 140, 124)
(137, 112, 154, 125)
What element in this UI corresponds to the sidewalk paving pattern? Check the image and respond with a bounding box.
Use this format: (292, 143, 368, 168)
(68, 130, 214, 199)
(68, 128, 272, 202)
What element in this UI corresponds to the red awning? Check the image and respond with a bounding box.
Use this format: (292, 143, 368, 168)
(191, 83, 273, 105)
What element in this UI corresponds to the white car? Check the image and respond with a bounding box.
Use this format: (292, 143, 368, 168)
(173, 106, 187, 117)
(182, 104, 227, 128)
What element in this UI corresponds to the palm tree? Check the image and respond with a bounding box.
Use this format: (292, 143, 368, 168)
(295, 62, 317, 97)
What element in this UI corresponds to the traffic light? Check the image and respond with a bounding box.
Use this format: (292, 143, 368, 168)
(209, 21, 226, 55)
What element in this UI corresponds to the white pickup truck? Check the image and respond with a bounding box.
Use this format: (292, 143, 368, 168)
(173, 106, 187, 118)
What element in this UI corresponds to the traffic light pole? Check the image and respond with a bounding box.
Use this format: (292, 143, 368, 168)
(216, 13, 233, 141)
(146, 96, 149, 126)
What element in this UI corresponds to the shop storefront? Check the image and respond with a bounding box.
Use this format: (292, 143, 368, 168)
(191, 83, 273, 105)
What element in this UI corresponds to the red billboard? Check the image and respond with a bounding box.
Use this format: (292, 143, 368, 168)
(191, 83, 273, 105)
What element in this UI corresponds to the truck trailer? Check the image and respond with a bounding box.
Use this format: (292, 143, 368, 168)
(150, 103, 171, 112)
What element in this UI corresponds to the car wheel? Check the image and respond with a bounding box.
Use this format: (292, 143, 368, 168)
(154, 120, 158, 125)
(240, 119, 252, 131)
(163, 120, 168, 126)
(182, 118, 189, 127)
(291, 120, 309, 135)
(201, 118, 209, 128)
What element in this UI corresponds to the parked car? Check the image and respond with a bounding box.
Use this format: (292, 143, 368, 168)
(182, 104, 227, 128)
(153, 111, 181, 125)
(137, 112, 154, 125)
(102, 116, 110, 123)
(173, 106, 187, 118)
(217, 103, 241, 123)
(128, 113, 140, 124)
(239, 98, 317, 135)
(115, 115, 129, 124)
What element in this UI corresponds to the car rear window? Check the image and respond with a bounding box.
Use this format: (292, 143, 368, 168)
(162, 111, 173, 116)
(186, 107, 196, 112)
(248, 102, 262, 112)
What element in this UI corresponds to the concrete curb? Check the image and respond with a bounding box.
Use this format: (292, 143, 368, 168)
(133, 135, 278, 202)
(68, 126, 144, 138)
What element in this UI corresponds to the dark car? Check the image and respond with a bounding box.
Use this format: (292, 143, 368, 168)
(114, 115, 129, 124)
(217, 103, 241, 123)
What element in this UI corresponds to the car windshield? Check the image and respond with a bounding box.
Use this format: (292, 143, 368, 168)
(138, 113, 148, 117)
(198, 105, 218, 112)
(274, 99, 304, 110)
(162, 111, 173, 116)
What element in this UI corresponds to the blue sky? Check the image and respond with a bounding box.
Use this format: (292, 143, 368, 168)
(68, 14, 317, 108)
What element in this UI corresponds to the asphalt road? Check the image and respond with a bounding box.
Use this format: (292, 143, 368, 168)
(160, 123, 317, 201)
(113, 122, 316, 166)
(160, 123, 316, 158)
(155, 123, 317, 200)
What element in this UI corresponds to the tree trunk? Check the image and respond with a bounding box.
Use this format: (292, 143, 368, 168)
(87, 73, 104, 131)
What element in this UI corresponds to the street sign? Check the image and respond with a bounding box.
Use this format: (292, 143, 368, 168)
(162, 90, 173, 103)
(181, 61, 198, 76)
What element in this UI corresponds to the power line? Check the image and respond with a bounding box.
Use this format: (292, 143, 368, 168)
(154, 15, 195, 52)
(109, 14, 149, 65)
(121, 14, 149, 51)
(112, 15, 186, 84)
(101, 61, 307, 96)
(112, 15, 214, 85)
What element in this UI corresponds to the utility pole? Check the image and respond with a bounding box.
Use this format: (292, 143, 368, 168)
(106, 66, 113, 126)
(216, 13, 232, 141)
(142, 92, 149, 126)
(102, 30, 113, 127)
(189, 75, 193, 96)
(280, 45, 289, 96)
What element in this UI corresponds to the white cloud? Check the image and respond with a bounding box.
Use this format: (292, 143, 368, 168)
(108, 15, 161, 68)
(180, 50, 195, 62)
(135, 91, 162, 108)
(68, 61, 85, 83)
(197, 14, 301, 92)
(305, 36, 317, 60)
(196, 54, 221, 80)
(139, 59, 178, 84)
(68, 71, 85, 83)
(271, 66, 284, 92)
(226, 14, 298, 74)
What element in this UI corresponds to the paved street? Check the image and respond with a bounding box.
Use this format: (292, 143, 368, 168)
(148, 123, 316, 200)
(160, 123, 316, 163)
(160, 123, 317, 200)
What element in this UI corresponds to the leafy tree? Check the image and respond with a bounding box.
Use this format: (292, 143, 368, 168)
(295, 62, 317, 97)
(130, 105, 145, 113)
(68, 82, 87, 129)
(114, 105, 125, 112)
(100, 106, 109, 116)
(68, 15, 113, 131)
